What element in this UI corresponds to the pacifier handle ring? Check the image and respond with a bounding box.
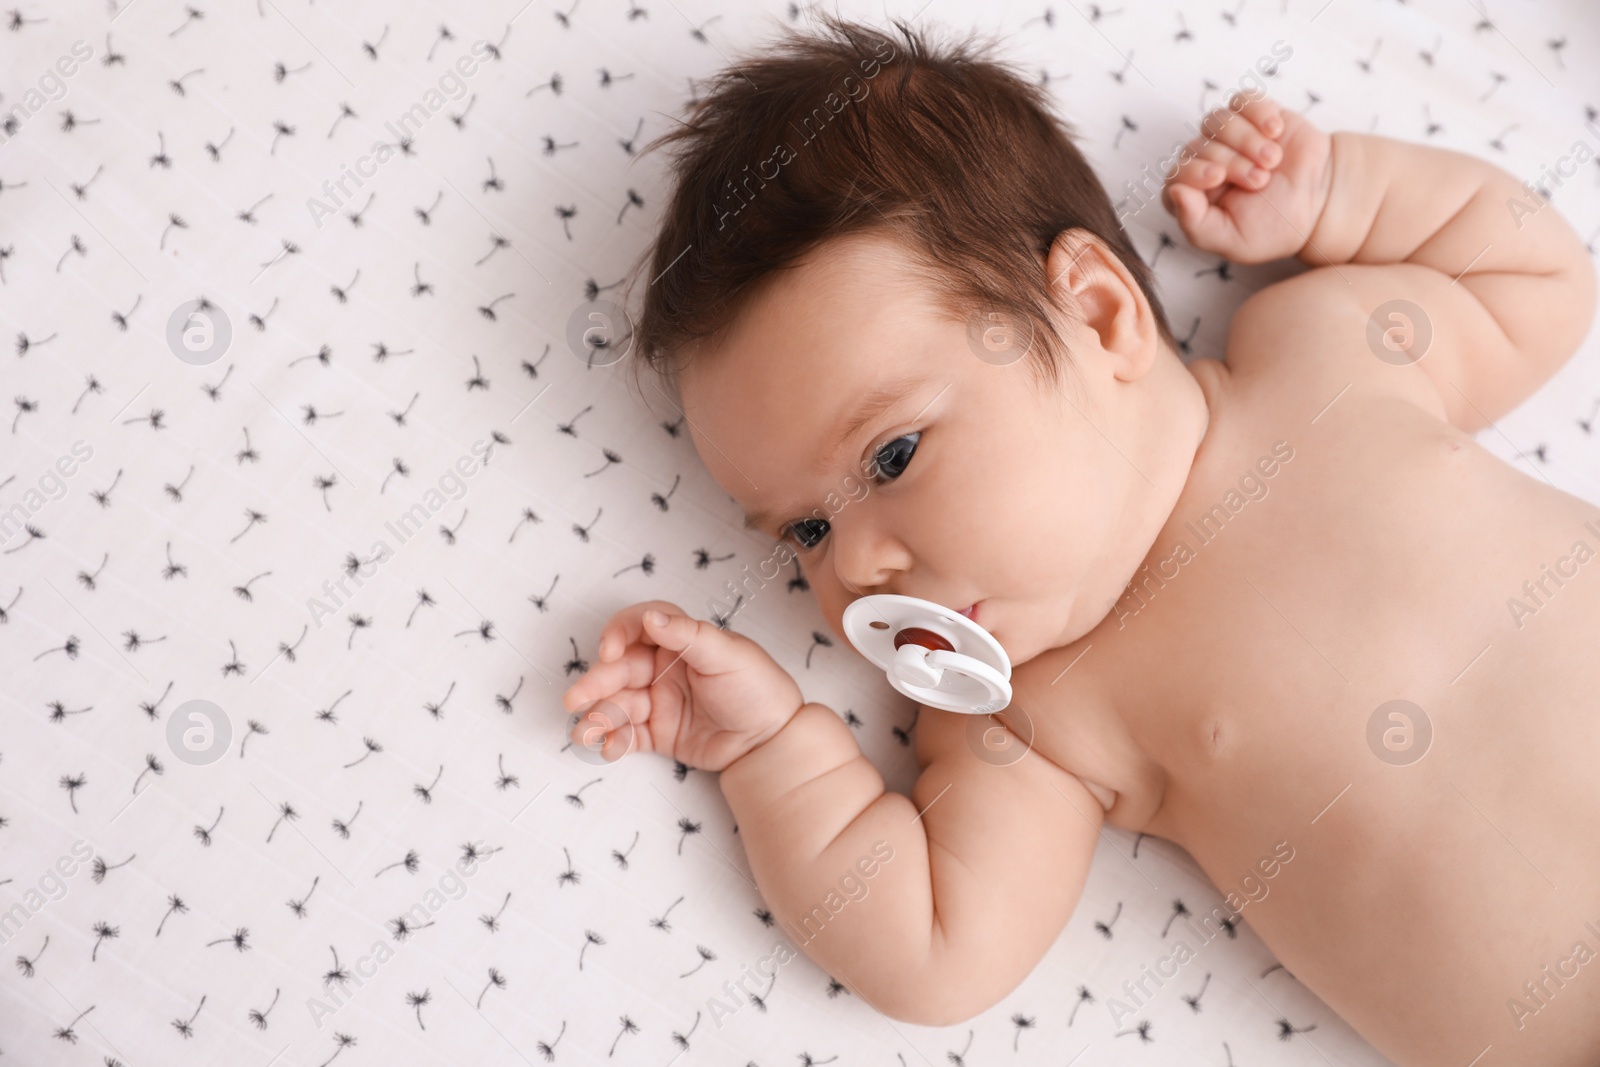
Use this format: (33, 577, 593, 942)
(892, 649, 1011, 713)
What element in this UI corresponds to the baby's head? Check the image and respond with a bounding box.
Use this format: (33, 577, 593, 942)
(629, 15, 1206, 664)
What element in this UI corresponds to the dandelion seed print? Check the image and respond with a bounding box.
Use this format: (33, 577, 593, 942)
(90, 853, 135, 884)
(527, 575, 557, 611)
(376, 850, 421, 877)
(492, 753, 520, 790)
(1094, 901, 1123, 938)
(460, 841, 500, 865)
(323, 946, 352, 989)
(413, 765, 442, 803)
(331, 800, 362, 839)
(423, 682, 455, 719)
(344, 737, 382, 768)
(388, 913, 432, 941)
(121, 629, 168, 652)
(1114, 1019, 1153, 1042)
(1277, 1017, 1318, 1041)
(1068, 985, 1094, 1026)
(476, 967, 506, 1008)
(564, 778, 600, 808)
(479, 892, 511, 932)
(72, 373, 104, 411)
(288, 875, 319, 918)
(609, 1015, 639, 1056)
(612, 831, 638, 869)
(60, 773, 87, 813)
(507, 507, 541, 543)
(248, 988, 280, 1029)
(315, 689, 353, 724)
(578, 930, 604, 970)
(266, 801, 298, 843)
(611, 553, 652, 577)
(52, 1004, 94, 1043)
(0, 585, 20, 623)
(380, 457, 409, 493)
(206, 927, 250, 951)
(678, 944, 715, 978)
(15, 934, 48, 977)
(1162, 899, 1191, 937)
(453, 618, 494, 641)
(1183, 972, 1212, 1012)
(406, 589, 436, 627)
(131, 754, 163, 793)
(192, 806, 224, 844)
(138, 680, 175, 721)
(89, 921, 119, 961)
(649, 896, 682, 933)
(239, 719, 268, 756)
(316, 1032, 357, 1067)
(2, 523, 43, 552)
(556, 847, 580, 888)
(535, 1019, 566, 1060)
(77, 553, 109, 590)
(494, 678, 523, 715)
(406, 989, 430, 1029)
(1011, 1013, 1036, 1051)
(669, 1010, 700, 1052)
(675, 816, 702, 855)
(47, 700, 91, 723)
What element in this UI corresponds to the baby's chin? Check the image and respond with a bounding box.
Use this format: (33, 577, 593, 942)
(997, 594, 1104, 667)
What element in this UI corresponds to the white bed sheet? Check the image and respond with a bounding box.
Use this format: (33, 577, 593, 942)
(2, 0, 1597, 1064)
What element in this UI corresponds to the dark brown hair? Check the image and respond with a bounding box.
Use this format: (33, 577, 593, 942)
(624, 13, 1174, 395)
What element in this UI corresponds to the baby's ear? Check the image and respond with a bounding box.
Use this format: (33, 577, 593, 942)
(1044, 228, 1158, 381)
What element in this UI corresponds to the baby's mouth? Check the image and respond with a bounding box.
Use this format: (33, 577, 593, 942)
(957, 601, 981, 623)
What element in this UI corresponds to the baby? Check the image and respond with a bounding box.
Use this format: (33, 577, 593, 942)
(561, 15, 1599, 1065)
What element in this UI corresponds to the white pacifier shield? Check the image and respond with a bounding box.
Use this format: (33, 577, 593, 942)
(842, 594, 1012, 714)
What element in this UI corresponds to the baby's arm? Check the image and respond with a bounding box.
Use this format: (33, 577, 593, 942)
(720, 701, 1101, 1025)
(1165, 96, 1595, 430)
(1295, 130, 1596, 429)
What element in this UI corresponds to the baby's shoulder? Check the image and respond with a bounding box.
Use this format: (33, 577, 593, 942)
(1218, 264, 1449, 424)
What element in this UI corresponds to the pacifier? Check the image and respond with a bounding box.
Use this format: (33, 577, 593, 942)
(841, 594, 1012, 714)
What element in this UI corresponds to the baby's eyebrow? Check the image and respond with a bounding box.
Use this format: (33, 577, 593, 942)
(739, 375, 927, 533)
(821, 375, 926, 468)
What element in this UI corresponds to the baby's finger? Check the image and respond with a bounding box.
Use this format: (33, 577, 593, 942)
(1163, 181, 1207, 228)
(1231, 92, 1285, 138)
(1167, 154, 1227, 192)
(1166, 182, 1247, 259)
(1194, 139, 1272, 190)
(568, 690, 648, 760)
(1201, 105, 1281, 170)
(562, 642, 658, 713)
(596, 599, 688, 662)
(640, 607, 748, 677)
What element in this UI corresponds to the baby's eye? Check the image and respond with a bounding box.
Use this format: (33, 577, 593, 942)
(781, 517, 830, 550)
(777, 432, 922, 551)
(870, 432, 921, 482)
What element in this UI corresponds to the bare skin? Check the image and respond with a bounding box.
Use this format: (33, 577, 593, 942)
(562, 92, 1599, 1064)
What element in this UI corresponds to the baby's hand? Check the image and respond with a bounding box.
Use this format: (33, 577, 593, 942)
(1161, 92, 1332, 264)
(561, 601, 805, 771)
